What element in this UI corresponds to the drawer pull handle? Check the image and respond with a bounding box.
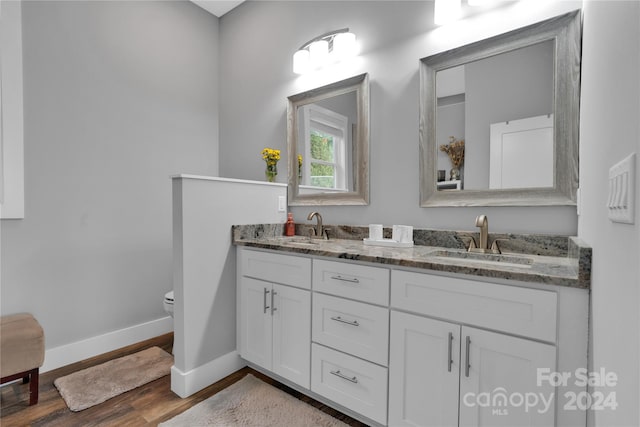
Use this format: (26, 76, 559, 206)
(330, 316, 360, 327)
(447, 332, 453, 372)
(465, 336, 471, 378)
(330, 275, 360, 284)
(330, 370, 358, 384)
(263, 288, 270, 314)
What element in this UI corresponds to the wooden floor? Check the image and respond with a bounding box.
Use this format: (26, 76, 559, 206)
(0, 333, 367, 426)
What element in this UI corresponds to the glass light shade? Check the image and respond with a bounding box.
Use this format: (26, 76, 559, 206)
(332, 32, 357, 61)
(434, 0, 462, 25)
(309, 39, 329, 69)
(293, 49, 310, 74)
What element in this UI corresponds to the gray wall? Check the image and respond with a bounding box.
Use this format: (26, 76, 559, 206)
(1, 0, 219, 349)
(218, 1, 579, 235)
(580, 2, 640, 426)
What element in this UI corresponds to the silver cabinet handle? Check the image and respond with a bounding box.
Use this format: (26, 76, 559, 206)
(447, 332, 453, 372)
(330, 316, 360, 327)
(263, 288, 270, 314)
(330, 275, 360, 284)
(271, 290, 277, 315)
(330, 370, 358, 383)
(465, 336, 471, 377)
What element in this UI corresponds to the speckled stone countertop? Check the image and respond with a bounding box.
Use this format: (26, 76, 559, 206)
(232, 224, 591, 289)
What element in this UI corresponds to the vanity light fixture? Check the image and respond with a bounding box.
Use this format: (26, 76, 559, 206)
(293, 28, 357, 75)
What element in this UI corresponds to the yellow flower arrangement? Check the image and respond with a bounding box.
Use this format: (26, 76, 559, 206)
(439, 136, 465, 168)
(297, 154, 303, 179)
(261, 148, 281, 166)
(261, 148, 281, 182)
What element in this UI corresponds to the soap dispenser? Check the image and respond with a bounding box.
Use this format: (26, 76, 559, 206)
(285, 212, 296, 236)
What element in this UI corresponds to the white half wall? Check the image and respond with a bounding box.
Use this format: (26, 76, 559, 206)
(171, 176, 286, 397)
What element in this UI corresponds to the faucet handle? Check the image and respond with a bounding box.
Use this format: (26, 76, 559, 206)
(490, 239, 505, 254)
(323, 228, 331, 239)
(467, 236, 478, 252)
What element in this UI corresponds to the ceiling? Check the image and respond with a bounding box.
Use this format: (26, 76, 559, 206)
(190, 0, 245, 17)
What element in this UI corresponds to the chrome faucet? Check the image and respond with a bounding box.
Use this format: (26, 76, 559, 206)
(307, 211, 326, 239)
(468, 215, 501, 254)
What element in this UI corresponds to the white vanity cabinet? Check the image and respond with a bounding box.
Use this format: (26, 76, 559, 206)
(237, 249, 311, 389)
(389, 270, 558, 427)
(236, 246, 588, 427)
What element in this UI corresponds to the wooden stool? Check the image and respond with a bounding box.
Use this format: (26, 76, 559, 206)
(1, 313, 45, 405)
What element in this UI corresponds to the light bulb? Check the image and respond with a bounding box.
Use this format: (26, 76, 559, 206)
(309, 40, 329, 69)
(293, 49, 310, 74)
(332, 32, 357, 61)
(434, 0, 462, 26)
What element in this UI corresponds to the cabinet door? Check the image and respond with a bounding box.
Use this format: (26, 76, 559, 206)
(238, 277, 272, 369)
(272, 284, 311, 388)
(388, 311, 461, 427)
(459, 326, 556, 427)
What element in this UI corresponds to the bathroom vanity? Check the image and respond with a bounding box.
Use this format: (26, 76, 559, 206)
(233, 224, 590, 427)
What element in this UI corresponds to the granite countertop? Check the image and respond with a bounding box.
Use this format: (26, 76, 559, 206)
(232, 224, 592, 289)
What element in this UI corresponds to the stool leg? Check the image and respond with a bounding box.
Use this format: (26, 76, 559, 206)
(28, 368, 39, 405)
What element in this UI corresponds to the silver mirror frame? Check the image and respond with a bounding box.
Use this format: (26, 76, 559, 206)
(287, 73, 370, 206)
(420, 10, 581, 207)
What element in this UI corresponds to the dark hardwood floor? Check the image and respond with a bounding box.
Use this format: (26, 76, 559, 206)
(0, 333, 367, 426)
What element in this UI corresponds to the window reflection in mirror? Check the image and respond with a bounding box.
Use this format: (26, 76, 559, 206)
(436, 40, 555, 192)
(297, 90, 356, 193)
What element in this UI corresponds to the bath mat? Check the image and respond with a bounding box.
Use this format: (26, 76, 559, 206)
(54, 346, 172, 412)
(159, 374, 348, 426)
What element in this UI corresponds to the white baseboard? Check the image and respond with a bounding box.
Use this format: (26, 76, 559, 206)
(41, 316, 173, 373)
(170, 351, 245, 398)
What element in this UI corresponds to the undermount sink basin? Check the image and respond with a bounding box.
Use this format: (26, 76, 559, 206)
(429, 249, 534, 269)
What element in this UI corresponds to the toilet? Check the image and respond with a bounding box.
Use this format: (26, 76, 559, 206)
(163, 291, 174, 317)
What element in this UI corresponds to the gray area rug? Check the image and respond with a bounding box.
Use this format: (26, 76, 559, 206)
(160, 374, 348, 426)
(54, 346, 173, 412)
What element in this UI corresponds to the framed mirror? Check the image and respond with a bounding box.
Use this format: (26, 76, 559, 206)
(287, 73, 369, 206)
(420, 11, 581, 207)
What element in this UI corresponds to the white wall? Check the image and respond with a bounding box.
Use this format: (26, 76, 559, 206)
(1, 1, 220, 356)
(218, 1, 581, 235)
(579, 1, 640, 426)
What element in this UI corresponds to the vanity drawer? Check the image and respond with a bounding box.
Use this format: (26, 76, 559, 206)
(239, 249, 311, 289)
(311, 343, 388, 425)
(391, 270, 557, 342)
(313, 259, 389, 305)
(312, 293, 389, 366)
